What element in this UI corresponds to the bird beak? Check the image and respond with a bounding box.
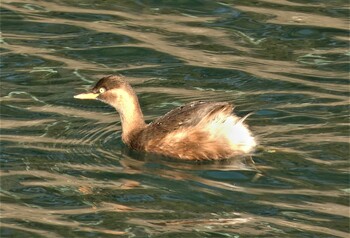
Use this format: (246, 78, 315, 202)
(74, 92, 99, 100)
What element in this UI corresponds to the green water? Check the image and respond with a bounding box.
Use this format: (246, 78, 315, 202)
(1, 0, 349, 237)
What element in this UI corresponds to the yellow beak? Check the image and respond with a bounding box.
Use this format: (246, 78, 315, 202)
(74, 92, 99, 100)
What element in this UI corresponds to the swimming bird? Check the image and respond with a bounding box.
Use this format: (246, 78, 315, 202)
(74, 75, 256, 160)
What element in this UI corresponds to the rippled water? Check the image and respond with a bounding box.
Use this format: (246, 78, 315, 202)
(1, 0, 349, 237)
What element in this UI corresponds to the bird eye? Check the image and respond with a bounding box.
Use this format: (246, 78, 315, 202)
(99, 87, 106, 93)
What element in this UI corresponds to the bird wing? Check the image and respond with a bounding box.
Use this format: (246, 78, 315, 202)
(145, 101, 234, 136)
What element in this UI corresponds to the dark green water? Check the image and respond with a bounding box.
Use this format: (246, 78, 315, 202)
(1, 0, 349, 237)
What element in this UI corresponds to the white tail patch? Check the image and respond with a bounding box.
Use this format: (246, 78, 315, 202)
(203, 113, 256, 153)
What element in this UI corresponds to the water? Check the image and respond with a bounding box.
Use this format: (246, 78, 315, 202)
(1, 0, 349, 237)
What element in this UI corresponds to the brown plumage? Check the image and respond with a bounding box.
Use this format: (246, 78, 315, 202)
(74, 75, 256, 160)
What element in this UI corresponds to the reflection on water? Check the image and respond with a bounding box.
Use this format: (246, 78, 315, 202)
(1, 0, 349, 237)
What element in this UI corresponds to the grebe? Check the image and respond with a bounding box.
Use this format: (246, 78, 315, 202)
(74, 75, 256, 160)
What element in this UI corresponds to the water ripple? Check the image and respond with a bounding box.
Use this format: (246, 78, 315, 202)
(1, 0, 349, 237)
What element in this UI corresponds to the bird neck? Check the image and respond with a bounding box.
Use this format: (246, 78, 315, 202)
(109, 88, 146, 143)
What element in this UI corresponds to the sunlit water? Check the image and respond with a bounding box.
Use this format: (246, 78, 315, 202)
(1, 0, 349, 237)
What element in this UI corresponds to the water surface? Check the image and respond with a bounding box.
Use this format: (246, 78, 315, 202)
(1, 0, 349, 237)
